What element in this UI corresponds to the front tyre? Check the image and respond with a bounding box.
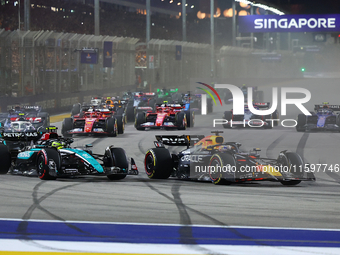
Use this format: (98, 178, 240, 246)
(135, 112, 146, 130)
(0, 145, 11, 174)
(296, 114, 306, 132)
(62, 118, 73, 137)
(144, 148, 173, 179)
(105, 147, 128, 180)
(279, 152, 304, 186)
(36, 148, 61, 180)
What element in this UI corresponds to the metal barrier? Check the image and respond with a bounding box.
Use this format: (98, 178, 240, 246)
(0, 29, 138, 97)
(0, 29, 303, 113)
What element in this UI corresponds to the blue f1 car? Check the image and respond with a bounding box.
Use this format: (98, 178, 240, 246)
(0, 127, 138, 180)
(296, 103, 340, 132)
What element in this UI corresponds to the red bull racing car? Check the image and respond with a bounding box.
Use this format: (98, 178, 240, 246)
(144, 131, 315, 186)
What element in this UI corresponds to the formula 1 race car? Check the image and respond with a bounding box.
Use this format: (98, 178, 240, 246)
(0, 127, 138, 180)
(182, 93, 213, 115)
(0, 105, 49, 130)
(144, 131, 315, 186)
(296, 103, 340, 132)
(134, 103, 194, 130)
(71, 97, 127, 123)
(125, 92, 158, 122)
(222, 102, 279, 129)
(62, 108, 124, 137)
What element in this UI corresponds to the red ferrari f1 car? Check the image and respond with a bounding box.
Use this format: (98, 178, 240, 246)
(62, 108, 124, 137)
(134, 103, 194, 130)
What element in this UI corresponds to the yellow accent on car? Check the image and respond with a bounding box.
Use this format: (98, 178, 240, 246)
(261, 165, 282, 177)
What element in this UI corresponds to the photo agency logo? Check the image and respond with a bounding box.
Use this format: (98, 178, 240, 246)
(196, 82, 223, 115)
(210, 84, 312, 128)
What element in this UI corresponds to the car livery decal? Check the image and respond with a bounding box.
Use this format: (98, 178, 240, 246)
(17, 151, 35, 160)
(317, 115, 326, 127)
(62, 148, 104, 172)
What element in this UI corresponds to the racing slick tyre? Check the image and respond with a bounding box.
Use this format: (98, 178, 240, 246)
(0, 145, 11, 174)
(37, 112, 50, 128)
(209, 153, 235, 185)
(71, 103, 81, 116)
(184, 110, 195, 128)
(176, 112, 187, 130)
(116, 108, 127, 124)
(116, 115, 125, 134)
(263, 115, 273, 129)
(126, 104, 135, 122)
(135, 112, 146, 130)
(62, 118, 73, 137)
(144, 148, 173, 179)
(296, 114, 306, 132)
(223, 111, 232, 129)
(106, 147, 128, 180)
(36, 148, 61, 180)
(278, 152, 304, 186)
(106, 117, 118, 137)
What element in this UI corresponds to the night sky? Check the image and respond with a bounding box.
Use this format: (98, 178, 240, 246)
(118, 0, 340, 15)
(256, 0, 340, 14)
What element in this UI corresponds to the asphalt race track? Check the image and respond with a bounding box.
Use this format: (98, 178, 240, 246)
(1, 77, 340, 254)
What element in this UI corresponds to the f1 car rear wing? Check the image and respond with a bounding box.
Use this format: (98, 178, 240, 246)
(314, 104, 340, 111)
(0, 131, 41, 141)
(156, 103, 185, 108)
(136, 106, 153, 111)
(155, 135, 205, 148)
(252, 102, 270, 108)
(9, 105, 41, 113)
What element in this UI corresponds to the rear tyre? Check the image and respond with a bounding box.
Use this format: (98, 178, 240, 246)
(116, 115, 125, 134)
(0, 145, 11, 174)
(144, 148, 173, 179)
(184, 110, 194, 128)
(176, 112, 187, 130)
(106, 117, 118, 137)
(223, 111, 232, 128)
(36, 148, 61, 180)
(62, 118, 73, 137)
(106, 147, 128, 180)
(126, 104, 135, 122)
(209, 153, 235, 185)
(135, 112, 146, 130)
(71, 103, 81, 116)
(296, 114, 306, 132)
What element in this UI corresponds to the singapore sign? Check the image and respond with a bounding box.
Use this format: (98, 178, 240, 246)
(238, 14, 340, 33)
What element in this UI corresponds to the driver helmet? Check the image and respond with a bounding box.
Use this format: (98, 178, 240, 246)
(51, 141, 65, 150)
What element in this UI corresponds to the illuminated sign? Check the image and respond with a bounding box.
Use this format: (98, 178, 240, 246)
(239, 14, 340, 33)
